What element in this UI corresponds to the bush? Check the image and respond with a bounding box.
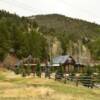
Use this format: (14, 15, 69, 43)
(21, 66, 27, 77)
(14, 66, 20, 74)
(26, 65, 32, 75)
(35, 63, 41, 77)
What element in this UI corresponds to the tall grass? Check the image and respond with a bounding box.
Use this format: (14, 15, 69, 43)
(0, 69, 100, 100)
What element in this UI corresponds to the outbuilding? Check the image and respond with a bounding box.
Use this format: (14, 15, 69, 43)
(52, 55, 75, 73)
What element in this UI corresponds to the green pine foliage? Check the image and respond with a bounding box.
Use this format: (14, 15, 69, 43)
(15, 66, 20, 74)
(21, 66, 27, 77)
(87, 37, 100, 60)
(35, 63, 41, 77)
(31, 14, 100, 60)
(0, 10, 48, 61)
(26, 65, 32, 75)
(0, 10, 100, 61)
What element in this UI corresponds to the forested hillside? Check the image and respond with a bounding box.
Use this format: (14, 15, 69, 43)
(0, 10, 48, 61)
(30, 14, 100, 60)
(0, 10, 100, 62)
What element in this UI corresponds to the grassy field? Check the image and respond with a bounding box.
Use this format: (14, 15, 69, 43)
(0, 68, 100, 100)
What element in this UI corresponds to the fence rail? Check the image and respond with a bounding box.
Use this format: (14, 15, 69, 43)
(62, 75, 100, 88)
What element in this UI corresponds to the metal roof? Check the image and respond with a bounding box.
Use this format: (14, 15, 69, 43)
(52, 55, 70, 64)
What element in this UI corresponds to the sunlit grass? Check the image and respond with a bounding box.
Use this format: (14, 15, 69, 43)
(0, 69, 100, 100)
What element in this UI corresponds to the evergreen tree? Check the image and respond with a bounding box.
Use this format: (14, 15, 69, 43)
(35, 63, 41, 77)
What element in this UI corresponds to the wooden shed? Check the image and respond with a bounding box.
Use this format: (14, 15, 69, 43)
(52, 55, 75, 73)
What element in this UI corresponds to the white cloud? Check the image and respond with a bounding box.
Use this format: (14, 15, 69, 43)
(0, 0, 100, 24)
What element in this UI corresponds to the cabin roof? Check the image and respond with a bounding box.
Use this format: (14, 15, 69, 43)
(52, 55, 71, 64)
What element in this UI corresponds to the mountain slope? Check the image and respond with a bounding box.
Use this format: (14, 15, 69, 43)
(29, 14, 100, 60)
(0, 10, 100, 61)
(0, 10, 48, 61)
(30, 14, 100, 39)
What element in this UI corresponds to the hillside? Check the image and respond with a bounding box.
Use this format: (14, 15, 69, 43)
(0, 10, 100, 62)
(0, 10, 48, 61)
(30, 14, 100, 39)
(0, 68, 100, 100)
(29, 14, 100, 60)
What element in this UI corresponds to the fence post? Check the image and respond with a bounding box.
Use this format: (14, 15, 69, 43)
(64, 74, 69, 84)
(75, 74, 80, 87)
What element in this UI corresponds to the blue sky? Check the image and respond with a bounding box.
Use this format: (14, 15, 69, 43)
(0, 0, 100, 24)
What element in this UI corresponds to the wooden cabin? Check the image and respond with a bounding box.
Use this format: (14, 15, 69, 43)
(52, 55, 75, 73)
(74, 63, 85, 73)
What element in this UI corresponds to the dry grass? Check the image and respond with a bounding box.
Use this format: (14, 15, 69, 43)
(0, 69, 100, 100)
